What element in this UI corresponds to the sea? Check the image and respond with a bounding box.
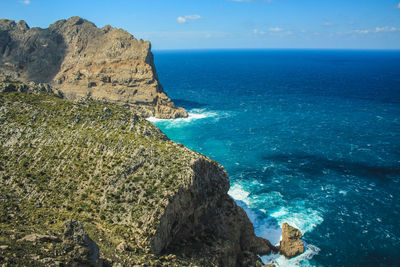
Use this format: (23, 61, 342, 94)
(148, 50, 400, 266)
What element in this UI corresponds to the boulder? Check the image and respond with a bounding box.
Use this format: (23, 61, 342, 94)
(18, 234, 61, 243)
(278, 223, 304, 258)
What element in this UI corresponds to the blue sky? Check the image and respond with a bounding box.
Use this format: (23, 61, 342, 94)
(1, 0, 400, 50)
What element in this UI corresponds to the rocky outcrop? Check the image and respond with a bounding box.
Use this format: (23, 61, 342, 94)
(18, 234, 61, 243)
(151, 158, 275, 266)
(0, 17, 187, 118)
(62, 219, 100, 266)
(0, 74, 63, 96)
(15, 220, 103, 266)
(278, 223, 305, 258)
(0, 86, 276, 266)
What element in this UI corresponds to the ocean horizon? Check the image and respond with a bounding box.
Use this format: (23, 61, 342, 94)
(150, 49, 400, 266)
(154, 48, 400, 52)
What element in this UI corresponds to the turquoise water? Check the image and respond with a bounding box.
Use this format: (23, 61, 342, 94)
(150, 50, 400, 266)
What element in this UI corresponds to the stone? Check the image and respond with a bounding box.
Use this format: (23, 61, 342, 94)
(63, 219, 100, 266)
(18, 234, 61, 243)
(278, 223, 304, 258)
(0, 17, 187, 119)
(0, 75, 57, 95)
(115, 242, 130, 252)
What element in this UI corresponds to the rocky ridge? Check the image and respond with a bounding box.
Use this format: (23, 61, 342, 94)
(0, 17, 187, 119)
(0, 82, 299, 266)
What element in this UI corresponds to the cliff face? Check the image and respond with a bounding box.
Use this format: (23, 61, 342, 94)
(0, 82, 274, 266)
(0, 17, 187, 119)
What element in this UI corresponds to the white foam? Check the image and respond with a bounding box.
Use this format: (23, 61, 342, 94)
(229, 181, 323, 266)
(269, 206, 324, 234)
(147, 108, 230, 127)
(261, 244, 321, 267)
(228, 183, 250, 205)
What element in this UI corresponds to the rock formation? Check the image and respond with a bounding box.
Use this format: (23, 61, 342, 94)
(278, 223, 305, 258)
(0, 81, 277, 266)
(0, 17, 187, 119)
(0, 74, 62, 96)
(62, 219, 100, 266)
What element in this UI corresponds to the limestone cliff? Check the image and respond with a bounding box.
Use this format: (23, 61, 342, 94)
(0, 81, 275, 266)
(0, 17, 187, 119)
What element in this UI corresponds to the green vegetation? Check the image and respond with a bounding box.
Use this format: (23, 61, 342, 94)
(0, 89, 201, 266)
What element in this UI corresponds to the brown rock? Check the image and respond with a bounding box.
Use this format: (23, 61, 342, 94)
(152, 158, 275, 266)
(0, 17, 187, 119)
(18, 233, 61, 243)
(278, 223, 304, 258)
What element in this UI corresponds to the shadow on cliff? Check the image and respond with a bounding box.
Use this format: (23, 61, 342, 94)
(0, 26, 67, 83)
(234, 199, 283, 246)
(262, 152, 400, 181)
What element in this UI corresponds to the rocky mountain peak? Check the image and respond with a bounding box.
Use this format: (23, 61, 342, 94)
(0, 16, 187, 118)
(16, 20, 29, 31)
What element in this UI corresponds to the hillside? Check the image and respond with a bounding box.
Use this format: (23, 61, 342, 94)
(0, 79, 277, 266)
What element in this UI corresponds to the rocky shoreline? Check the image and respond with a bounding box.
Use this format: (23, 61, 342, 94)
(0, 75, 305, 266)
(0, 16, 306, 266)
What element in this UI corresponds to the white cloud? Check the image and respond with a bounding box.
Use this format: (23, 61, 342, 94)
(375, 26, 397, 32)
(21, 0, 30, 4)
(397, 2, 400, 8)
(354, 29, 370, 34)
(177, 14, 202, 24)
(323, 22, 335, 27)
(269, 27, 283, 32)
(177, 17, 186, 23)
(253, 29, 266, 35)
(352, 26, 398, 35)
(185, 15, 202, 20)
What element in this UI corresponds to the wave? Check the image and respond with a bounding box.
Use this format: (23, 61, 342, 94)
(228, 182, 322, 266)
(261, 244, 321, 267)
(147, 108, 232, 128)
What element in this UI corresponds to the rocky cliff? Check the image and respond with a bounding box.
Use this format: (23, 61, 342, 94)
(0, 17, 187, 119)
(0, 80, 280, 266)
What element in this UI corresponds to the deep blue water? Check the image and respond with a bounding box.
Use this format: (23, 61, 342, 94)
(150, 50, 400, 266)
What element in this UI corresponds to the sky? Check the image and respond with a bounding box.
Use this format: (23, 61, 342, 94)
(1, 0, 400, 50)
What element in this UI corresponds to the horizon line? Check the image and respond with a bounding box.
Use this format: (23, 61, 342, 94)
(153, 47, 400, 52)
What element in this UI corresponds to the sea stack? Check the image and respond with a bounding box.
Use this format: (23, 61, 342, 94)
(278, 223, 305, 258)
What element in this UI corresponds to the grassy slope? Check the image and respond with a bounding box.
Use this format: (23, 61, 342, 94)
(0, 91, 202, 266)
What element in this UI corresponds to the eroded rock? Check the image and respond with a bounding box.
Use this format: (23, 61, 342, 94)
(62, 219, 100, 266)
(0, 17, 187, 119)
(278, 223, 304, 258)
